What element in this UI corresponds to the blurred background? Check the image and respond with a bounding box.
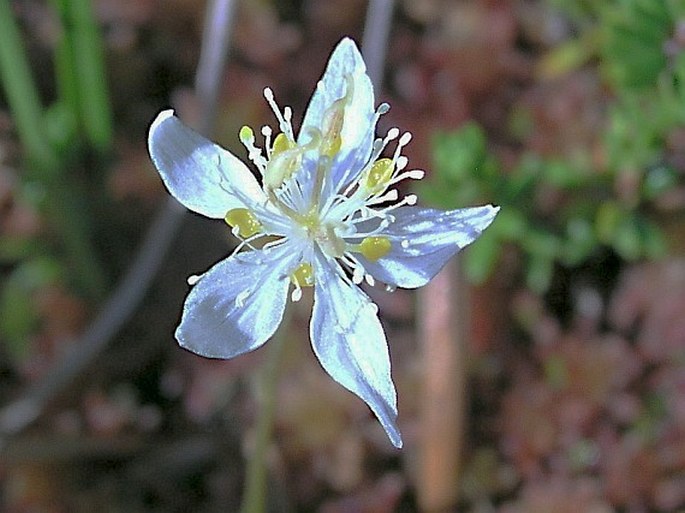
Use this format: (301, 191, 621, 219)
(1, 0, 684, 511)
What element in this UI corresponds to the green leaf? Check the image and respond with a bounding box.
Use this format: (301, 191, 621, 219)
(432, 123, 489, 183)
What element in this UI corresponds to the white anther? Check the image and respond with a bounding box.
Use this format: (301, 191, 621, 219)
(401, 239, 410, 248)
(261, 126, 273, 157)
(364, 274, 376, 286)
(291, 287, 303, 302)
(405, 194, 418, 205)
(387, 127, 400, 140)
(387, 169, 426, 189)
(399, 132, 412, 146)
(187, 274, 201, 285)
(396, 156, 409, 171)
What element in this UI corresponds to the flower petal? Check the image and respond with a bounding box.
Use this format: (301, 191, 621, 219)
(176, 247, 294, 358)
(310, 250, 402, 448)
(148, 110, 266, 218)
(299, 38, 375, 177)
(356, 205, 500, 288)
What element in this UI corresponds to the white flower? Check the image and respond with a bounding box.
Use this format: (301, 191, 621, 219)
(148, 38, 499, 448)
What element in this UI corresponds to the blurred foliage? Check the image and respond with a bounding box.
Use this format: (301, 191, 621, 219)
(423, 0, 685, 293)
(0, 0, 112, 357)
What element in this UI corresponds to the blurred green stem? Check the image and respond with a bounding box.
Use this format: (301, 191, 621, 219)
(0, 0, 58, 173)
(240, 308, 291, 513)
(50, 0, 112, 152)
(0, 0, 106, 297)
(46, 178, 107, 298)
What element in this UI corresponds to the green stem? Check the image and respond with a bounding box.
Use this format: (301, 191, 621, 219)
(240, 308, 291, 513)
(0, 0, 58, 174)
(46, 178, 107, 298)
(50, 0, 79, 125)
(51, 0, 112, 152)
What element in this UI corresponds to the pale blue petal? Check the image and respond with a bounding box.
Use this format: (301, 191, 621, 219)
(148, 110, 266, 219)
(356, 205, 500, 288)
(176, 247, 294, 358)
(298, 38, 375, 181)
(310, 250, 402, 448)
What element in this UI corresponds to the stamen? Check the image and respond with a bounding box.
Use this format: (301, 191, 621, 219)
(239, 125, 268, 174)
(364, 158, 394, 193)
(264, 146, 301, 189)
(290, 262, 314, 288)
(187, 274, 201, 285)
(225, 208, 263, 238)
(320, 74, 354, 159)
(261, 126, 273, 157)
(376, 193, 417, 216)
(359, 236, 392, 261)
(387, 169, 425, 188)
(366, 189, 399, 205)
(272, 132, 294, 155)
(263, 87, 294, 139)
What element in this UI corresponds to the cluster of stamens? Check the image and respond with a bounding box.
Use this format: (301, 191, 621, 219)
(223, 80, 424, 301)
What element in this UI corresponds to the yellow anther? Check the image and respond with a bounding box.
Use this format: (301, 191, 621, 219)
(319, 75, 354, 158)
(359, 236, 392, 261)
(272, 132, 295, 156)
(239, 125, 254, 142)
(364, 158, 394, 193)
(320, 103, 344, 158)
(290, 262, 314, 287)
(265, 147, 302, 189)
(224, 208, 262, 238)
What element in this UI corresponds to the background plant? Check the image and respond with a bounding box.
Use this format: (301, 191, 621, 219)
(421, 0, 685, 293)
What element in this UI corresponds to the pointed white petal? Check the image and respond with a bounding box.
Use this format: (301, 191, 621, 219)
(357, 205, 500, 288)
(299, 38, 375, 179)
(148, 110, 266, 218)
(176, 248, 294, 358)
(310, 251, 402, 448)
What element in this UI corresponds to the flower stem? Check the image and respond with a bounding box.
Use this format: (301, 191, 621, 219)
(240, 307, 292, 513)
(361, 0, 394, 91)
(417, 259, 467, 511)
